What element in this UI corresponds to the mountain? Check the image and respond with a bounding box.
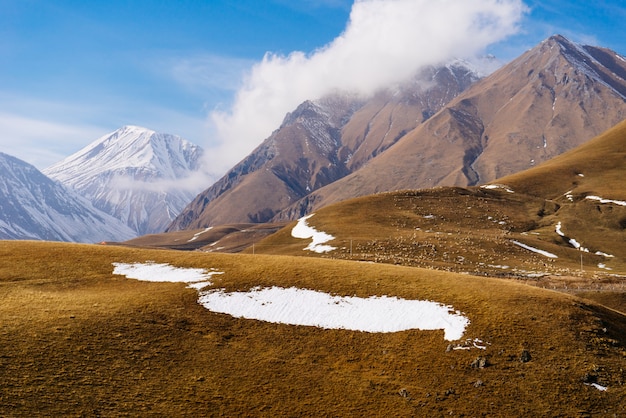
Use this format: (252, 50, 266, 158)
(254, 118, 626, 276)
(126, 118, 626, 277)
(44, 126, 204, 236)
(276, 35, 626, 218)
(0, 152, 135, 242)
(168, 62, 481, 230)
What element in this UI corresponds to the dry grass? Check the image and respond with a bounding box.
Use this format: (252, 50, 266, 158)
(1, 240, 626, 416)
(122, 222, 287, 252)
(252, 187, 626, 280)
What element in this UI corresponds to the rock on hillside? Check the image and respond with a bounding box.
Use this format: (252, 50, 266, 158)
(0, 152, 135, 242)
(44, 126, 204, 236)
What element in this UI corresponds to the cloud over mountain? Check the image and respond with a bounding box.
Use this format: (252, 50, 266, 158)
(208, 0, 527, 174)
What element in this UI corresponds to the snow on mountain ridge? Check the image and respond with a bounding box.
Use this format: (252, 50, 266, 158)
(45, 125, 202, 188)
(0, 152, 135, 242)
(44, 126, 206, 236)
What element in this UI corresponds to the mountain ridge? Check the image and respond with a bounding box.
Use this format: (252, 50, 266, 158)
(45, 125, 205, 236)
(274, 34, 626, 220)
(0, 152, 135, 242)
(168, 62, 481, 230)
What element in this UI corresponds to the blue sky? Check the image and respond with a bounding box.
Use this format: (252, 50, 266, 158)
(1, 0, 625, 173)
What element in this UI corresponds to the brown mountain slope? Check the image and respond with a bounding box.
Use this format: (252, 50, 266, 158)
(491, 117, 626, 200)
(168, 64, 479, 230)
(278, 35, 626, 219)
(2, 241, 626, 416)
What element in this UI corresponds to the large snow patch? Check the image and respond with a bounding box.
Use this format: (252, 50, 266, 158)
(113, 262, 469, 340)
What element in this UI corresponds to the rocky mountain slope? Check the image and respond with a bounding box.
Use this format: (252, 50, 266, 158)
(44, 126, 204, 236)
(170, 35, 626, 230)
(278, 35, 626, 218)
(168, 62, 480, 230)
(0, 152, 135, 242)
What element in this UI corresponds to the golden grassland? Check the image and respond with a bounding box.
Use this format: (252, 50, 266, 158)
(1, 240, 626, 416)
(252, 187, 626, 281)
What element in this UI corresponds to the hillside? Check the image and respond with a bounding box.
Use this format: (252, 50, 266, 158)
(1, 240, 625, 416)
(491, 118, 626, 200)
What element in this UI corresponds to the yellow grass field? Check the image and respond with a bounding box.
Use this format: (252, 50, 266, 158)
(1, 240, 625, 416)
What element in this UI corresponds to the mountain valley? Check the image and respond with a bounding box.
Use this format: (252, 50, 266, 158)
(1, 34, 626, 417)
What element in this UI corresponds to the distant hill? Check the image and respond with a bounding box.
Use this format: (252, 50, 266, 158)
(44, 126, 204, 236)
(0, 152, 135, 242)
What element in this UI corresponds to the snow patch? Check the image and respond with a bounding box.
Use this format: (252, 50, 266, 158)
(112, 262, 222, 288)
(586, 383, 608, 392)
(555, 222, 588, 252)
(511, 240, 558, 258)
(585, 196, 626, 206)
(198, 286, 469, 341)
(188, 227, 213, 242)
(113, 262, 470, 340)
(481, 184, 514, 193)
(292, 214, 336, 253)
(595, 251, 615, 258)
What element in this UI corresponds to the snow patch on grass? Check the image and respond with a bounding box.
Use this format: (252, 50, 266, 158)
(481, 184, 514, 193)
(586, 383, 608, 391)
(188, 227, 213, 242)
(112, 262, 222, 285)
(291, 214, 336, 253)
(555, 222, 588, 252)
(112, 262, 470, 341)
(511, 240, 558, 258)
(585, 196, 626, 206)
(198, 286, 469, 341)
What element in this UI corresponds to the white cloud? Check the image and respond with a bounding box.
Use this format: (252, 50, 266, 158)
(0, 111, 106, 169)
(208, 0, 527, 174)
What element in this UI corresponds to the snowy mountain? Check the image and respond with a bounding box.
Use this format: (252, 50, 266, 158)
(44, 126, 205, 236)
(0, 152, 135, 242)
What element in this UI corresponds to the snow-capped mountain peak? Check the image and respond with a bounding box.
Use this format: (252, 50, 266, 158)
(44, 126, 206, 236)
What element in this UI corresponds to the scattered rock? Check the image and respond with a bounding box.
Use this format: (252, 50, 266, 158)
(520, 349, 532, 363)
(471, 356, 490, 369)
(398, 388, 410, 398)
(473, 379, 484, 388)
(581, 373, 597, 384)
